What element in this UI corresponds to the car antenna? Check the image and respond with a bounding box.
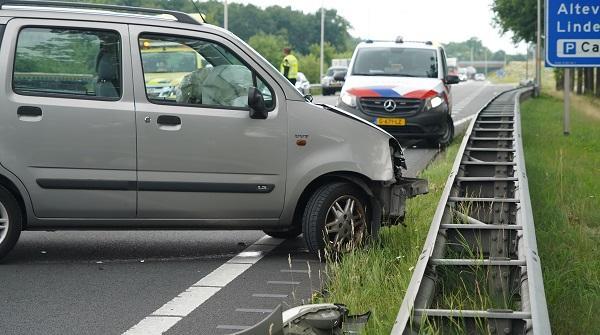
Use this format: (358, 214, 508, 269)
(188, 0, 205, 22)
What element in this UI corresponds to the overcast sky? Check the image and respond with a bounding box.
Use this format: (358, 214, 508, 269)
(226, 0, 528, 54)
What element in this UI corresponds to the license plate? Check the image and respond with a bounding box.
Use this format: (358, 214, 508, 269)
(375, 118, 406, 126)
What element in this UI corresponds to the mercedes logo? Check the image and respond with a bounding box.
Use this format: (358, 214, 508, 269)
(383, 99, 397, 112)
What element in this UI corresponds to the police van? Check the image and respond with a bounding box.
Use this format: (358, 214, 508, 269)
(336, 37, 460, 146)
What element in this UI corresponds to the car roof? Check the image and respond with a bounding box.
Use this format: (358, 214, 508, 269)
(356, 41, 438, 50)
(0, 3, 215, 33)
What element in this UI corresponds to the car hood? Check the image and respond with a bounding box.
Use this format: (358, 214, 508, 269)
(342, 75, 445, 99)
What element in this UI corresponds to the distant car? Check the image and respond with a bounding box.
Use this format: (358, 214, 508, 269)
(295, 72, 310, 95)
(458, 73, 468, 82)
(474, 73, 486, 81)
(321, 66, 347, 95)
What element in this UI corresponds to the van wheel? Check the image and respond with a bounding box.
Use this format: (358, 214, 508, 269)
(302, 182, 369, 257)
(263, 226, 302, 239)
(0, 186, 23, 261)
(431, 116, 454, 148)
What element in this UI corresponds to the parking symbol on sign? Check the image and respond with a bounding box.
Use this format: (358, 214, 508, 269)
(563, 42, 577, 55)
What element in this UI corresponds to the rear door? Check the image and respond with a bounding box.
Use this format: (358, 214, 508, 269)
(129, 25, 287, 220)
(0, 19, 136, 218)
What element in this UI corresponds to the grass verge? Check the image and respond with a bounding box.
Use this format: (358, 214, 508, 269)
(521, 94, 600, 334)
(316, 140, 462, 334)
(487, 61, 555, 87)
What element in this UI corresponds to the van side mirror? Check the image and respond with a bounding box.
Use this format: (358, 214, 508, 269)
(248, 87, 268, 119)
(333, 71, 347, 82)
(445, 74, 460, 85)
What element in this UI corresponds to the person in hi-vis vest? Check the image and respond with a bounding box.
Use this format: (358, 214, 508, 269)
(280, 47, 298, 85)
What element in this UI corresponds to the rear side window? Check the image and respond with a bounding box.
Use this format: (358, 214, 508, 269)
(13, 27, 122, 100)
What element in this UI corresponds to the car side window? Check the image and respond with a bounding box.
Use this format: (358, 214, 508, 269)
(13, 27, 122, 100)
(139, 33, 274, 110)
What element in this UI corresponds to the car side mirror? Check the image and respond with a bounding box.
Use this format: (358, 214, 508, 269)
(333, 71, 347, 81)
(248, 87, 268, 119)
(445, 74, 460, 85)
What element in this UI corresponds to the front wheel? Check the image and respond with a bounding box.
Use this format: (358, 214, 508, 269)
(302, 182, 370, 257)
(0, 186, 23, 261)
(432, 116, 454, 148)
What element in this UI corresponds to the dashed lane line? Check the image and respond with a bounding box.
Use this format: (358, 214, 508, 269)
(252, 293, 288, 298)
(122, 235, 285, 335)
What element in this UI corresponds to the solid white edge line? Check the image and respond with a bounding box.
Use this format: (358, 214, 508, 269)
(122, 235, 285, 335)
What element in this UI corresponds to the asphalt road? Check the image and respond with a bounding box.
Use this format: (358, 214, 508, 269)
(0, 80, 514, 335)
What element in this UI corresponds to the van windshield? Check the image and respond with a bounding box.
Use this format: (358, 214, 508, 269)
(352, 47, 438, 78)
(142, 51, 197, 73)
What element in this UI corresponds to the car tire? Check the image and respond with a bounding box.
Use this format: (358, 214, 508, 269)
(263, 226, 302, 239)
(322, 88, 330, 96)
(432, 116, 454, 148)
(0, 186, 23, 261)
(302, 182, 370, 257)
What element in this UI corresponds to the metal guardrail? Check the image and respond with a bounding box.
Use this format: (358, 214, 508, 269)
(391, 87, 551, 334)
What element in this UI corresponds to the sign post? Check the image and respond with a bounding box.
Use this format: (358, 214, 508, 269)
(545, 0, 600, 135)
(564, 68, 570, 135)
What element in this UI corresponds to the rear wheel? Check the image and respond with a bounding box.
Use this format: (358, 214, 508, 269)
(0, 186, 23, 261)
(302, 182, 370, 257)
(322, 88, 331, 96)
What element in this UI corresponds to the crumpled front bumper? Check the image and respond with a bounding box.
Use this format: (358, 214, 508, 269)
(380, 177, 429, 220)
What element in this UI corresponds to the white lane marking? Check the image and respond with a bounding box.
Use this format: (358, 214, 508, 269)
(235, 308, 275, 313)
(452, 82, 489, 116)
(122, 235, 285, 335)
(193, 263, 253, 287)
(280, 269, 310, 274)
(252, 293, 288, 298)
(123, 317, 181, 335)
(267, 280, 301, 285)
(152, 286, 221, 317)
(454, 115, 477, 128)
(216, 325, 250, 330)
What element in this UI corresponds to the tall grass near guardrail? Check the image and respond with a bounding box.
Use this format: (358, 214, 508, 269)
(315, 141, 461, 334)
(521, 94, 599, 334)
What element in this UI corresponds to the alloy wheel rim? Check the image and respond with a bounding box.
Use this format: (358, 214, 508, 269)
(0, 202, 9, 244)
(323, 195, 367, 252)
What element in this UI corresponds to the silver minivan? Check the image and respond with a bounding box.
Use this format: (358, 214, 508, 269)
(0, 1, 426, 260)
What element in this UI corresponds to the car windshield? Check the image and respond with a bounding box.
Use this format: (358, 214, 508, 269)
(352, 47, 438, 78)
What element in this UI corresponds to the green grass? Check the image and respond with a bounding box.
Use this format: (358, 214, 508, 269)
(488, 61, 555, 87)
(521, 94, 600, 334)
(316, 141, 462, 334)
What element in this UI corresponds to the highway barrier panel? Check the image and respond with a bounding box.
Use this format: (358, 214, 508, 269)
(391, 87, 552, 335)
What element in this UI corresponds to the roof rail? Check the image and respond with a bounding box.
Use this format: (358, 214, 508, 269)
(0, 0, 203, 25)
